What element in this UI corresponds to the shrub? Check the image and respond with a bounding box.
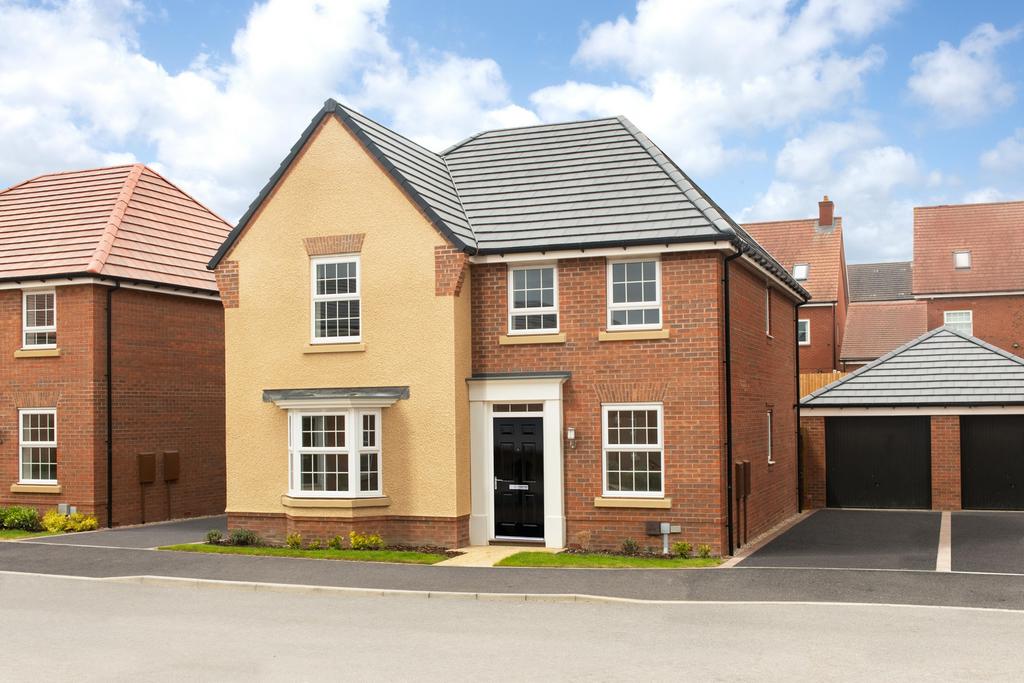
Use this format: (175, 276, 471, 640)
(3, 506, 41, 531)
(349, 531, 385, 550)
(307, 538, 323, 550)
(285, 533, 303, 549)
(621, 538, 640, 555)
(228, 528, 260, 546)
(698, 544, 713, 559)
(328, 535, 344, 550)
(672, 541, 692, 559)
(205, 529, 223, 544)
(42, 509, 69, 533)
(66, 513, 99, 532)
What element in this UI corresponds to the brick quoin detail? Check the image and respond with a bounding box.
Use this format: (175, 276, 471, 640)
(214, 261, 239, 309)
(434, 245, 467, 296)
(931, 415, 961, 510)
(799, 415, 826, 509)
(302, 233, 366, 257)
(228, 512, 470, 548)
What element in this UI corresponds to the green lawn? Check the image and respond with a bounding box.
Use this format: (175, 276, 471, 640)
(496, 551, 721, 569)
(159, 543, 449, 565)
(0, 529, 57, 540)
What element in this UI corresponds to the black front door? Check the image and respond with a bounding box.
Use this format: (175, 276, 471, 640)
(493, 418, 544, 539)
(962, 415, 1024, 510)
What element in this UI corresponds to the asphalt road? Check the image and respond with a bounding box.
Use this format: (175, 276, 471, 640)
(1, 572, 1021, 682)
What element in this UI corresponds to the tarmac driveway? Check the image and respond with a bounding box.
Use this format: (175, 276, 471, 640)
(739, 509, 941, 570)
(952, 511, 1024, 574)
(22, 515, 226, 549)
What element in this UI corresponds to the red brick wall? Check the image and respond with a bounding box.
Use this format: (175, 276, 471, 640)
(728, 262, 800, 546)
(108, 288, 225, 526)
(228, 512, 469, 548)
(799, 415, 826, 509)
(472, 252, 729, 554)
(0, 284, 225, 526)
(798, 305, 837, 372)
(214, 261, 239, 309)
(0, 285, 106, 516)
(434, 245, 468, 296)
(931, 415, 961, 510)
(924, 295, 1024, 357)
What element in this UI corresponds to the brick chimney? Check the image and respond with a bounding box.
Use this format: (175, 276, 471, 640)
(818, 195, 835, 229)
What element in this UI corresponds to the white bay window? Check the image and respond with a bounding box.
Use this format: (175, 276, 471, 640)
(288, 408, 381, 497)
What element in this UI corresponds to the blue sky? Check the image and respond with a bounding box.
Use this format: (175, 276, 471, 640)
(2, 0, 1023, 263)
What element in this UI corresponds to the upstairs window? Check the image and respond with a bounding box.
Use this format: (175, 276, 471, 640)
(311, 256, 360, 343)
(23, 290, 56, 349)
(288, 409, 381, 497)
(798, 319, 810, 345)
(608, 259, 661, 330)
(20, 409, 57, 484)
(792, 263, 809, 281)
(602, 404, 664, 497)
(508, 265, 558, 334)
(944, 310, 973, 336)
(953, 251, 971, 270)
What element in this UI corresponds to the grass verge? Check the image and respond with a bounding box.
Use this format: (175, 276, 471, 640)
(0, 529, 57, 540)
(496, 551, 721, 569)
(159, 543, 448, 565)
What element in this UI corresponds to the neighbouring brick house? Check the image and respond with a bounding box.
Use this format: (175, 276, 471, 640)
(209, 100, 808, 555)
(840, 261, 926, 370)
(913, 200, 1024, 357)
(744, 198, 849, 372)
(0, 164, 229, 526)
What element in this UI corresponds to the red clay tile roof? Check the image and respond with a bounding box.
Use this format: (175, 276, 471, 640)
(742, 217, 845, 302)
(0, 164, 231, 292)
(840, 300, 929, 362)
(913, 200, 1024, 295)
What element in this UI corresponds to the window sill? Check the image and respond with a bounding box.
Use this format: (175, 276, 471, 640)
(14, 348, 61, 359)
(11, 483, 62, 494)
(499, 333, 566, 345)
(593, 496, 671, 509)
(598, 329, 669, 342)
(798, 342, 811, 347)
(281, 495, 390, 509)
(303, 342, 366, 354)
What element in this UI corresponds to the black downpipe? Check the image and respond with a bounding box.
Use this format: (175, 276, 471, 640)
(106, 282, 120, 528)
(795, 305, 803, 513)
(723, 247, 744, 557)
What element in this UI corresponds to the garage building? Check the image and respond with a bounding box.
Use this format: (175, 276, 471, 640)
(800, 327, 1024, 511)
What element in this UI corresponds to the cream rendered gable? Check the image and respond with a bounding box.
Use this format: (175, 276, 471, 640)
(223, 115, 472, 521)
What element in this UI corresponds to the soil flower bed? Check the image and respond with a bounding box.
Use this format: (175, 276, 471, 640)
(496, 550, 721, 569)
(160, 543, 454, 564)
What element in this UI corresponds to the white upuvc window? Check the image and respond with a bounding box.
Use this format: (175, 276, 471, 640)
(602, 403, 664, 497)
(288, 409, 381, 497)
(944, 310, 973, 336)
(798, 319, 810, 345)
(23, 289, 56, 349)
(607, 258, 661, 329)
(20, 409, 57, 484)
(508, 264, 558, 333)
(311, 255, 360, 343)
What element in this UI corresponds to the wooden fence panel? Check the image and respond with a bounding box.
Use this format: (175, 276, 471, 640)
(800, 371, 848, 397)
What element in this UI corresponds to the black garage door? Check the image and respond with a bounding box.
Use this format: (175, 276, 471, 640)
(825, 416, 931, 509)
(961, 415, 1024, 510)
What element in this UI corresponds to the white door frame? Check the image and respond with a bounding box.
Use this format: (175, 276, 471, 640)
(467, 375, 567, 548)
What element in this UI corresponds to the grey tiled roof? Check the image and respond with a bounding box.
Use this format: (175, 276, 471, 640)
(847, 261, 913, 301)
(211, 100, 807, 297)
(802, 327, 1024, 407)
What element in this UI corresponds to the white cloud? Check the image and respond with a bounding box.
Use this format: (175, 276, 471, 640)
(0, 0, 529, 218)
(980, 129, 1024, 172)
(962, 187, 1010, 204)
(741, 120, 923, 261)
(908, 23, 1022, 123)
(531, 0, 901, 175)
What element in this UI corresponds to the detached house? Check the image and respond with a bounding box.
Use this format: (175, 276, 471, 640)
(210, 100, 807, 554)
(744, 198, 849, 372)
(841, 261, 926, 370)
(0, 165, 229, 525)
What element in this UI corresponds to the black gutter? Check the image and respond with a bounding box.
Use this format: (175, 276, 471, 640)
(722, 245, 745, 557)
(795, 304, 803, 513)
(106, 282, 120, 527)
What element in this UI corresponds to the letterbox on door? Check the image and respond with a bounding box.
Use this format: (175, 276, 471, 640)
(138, 453, 156, 483)
(163, 451, 180, 482)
